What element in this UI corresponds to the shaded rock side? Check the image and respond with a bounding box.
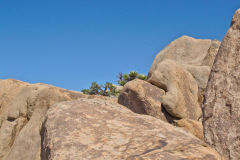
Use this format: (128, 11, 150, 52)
(148, 36, 220, 103)
(41, 98, 223, 160)
(147, 59, 202, 120)
(203, 9, 240, 160)
(0, 79, 86, 160)
(118, 79, 175, 123)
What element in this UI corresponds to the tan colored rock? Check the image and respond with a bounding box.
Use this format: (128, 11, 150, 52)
(150, 36, 218, 67)
(174, 119, 203, 140)
(118, 78, 203, 139)
(0, 79, 86, 160)
(203, 9, 240, 160)
(118, 79, 175, 123)
(202, 40, 221, 67)
(113, 84, 123, 92)
(149, 36, 220, 103)
(147, 59, 201, 120)
(41, 98, 223, 160)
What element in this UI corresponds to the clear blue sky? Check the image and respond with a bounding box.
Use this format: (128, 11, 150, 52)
(1, 1, 239, 91)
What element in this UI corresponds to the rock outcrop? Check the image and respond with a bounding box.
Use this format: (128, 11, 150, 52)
(148, 35, 220, 104)
(203, 9, 240, 160)
(118, 78, 202, 139)
(118, 36, 220, 140)
(42, 98, 223, 160)
(118, 79, 175, 123)
(0, 79, 86, 160)
(147, 59, 201, 120)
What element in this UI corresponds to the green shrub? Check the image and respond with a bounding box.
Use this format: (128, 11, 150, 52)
(117, 71, 147, 86)
(137, 74, 147, 80)
(88, 82, 102, 95)
(82, 71, 146, 96)
(101, 82, 119, 96)
(81, 89, 89, 94)
(82, 82, 119, 97)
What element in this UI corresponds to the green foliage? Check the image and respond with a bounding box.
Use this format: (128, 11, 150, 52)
(82, 82, 119, 97)
(129, 71, 138, 80)
(82, 71, 146, 96)
(81, 89, 89, 94)
(119, 80, 126, 86)
(101, 82, 119, 96)
(117, 71, 147, 86)
(88, 82, 102, 95)
(137, 74, 147, 80)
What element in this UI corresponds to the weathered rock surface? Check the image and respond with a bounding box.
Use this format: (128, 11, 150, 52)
(147, 59, 201, 120)
(113, 84, 123, 93)
(150, 36, 219, 67)
(203, 9, 240, 160)
(118, 79, 203, 139)
(174, 119, 203, 140)
(42, 98, 223, 160)
(0, 79, 86, 160)
(149, 36, 220, 103)
(118, 79, 175, 123)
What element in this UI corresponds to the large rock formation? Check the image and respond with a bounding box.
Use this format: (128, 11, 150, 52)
(0, 79, 86, 160)
(118, 78, 203, 139)
(147, 59, 201, 120)
(118, 79, 175, 123)
(148, 35, 220, 103)
(117, 36, 221, 140)
(149, 35, 220, 88)
(42, 98, 223, 160)
(203, 9, 240, 160)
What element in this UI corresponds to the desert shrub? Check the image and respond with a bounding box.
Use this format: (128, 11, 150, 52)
(88, 82, 102, 95)
(82, 71, 146, 96)
(117, 71, 147, 86)
(81, 82, 119, 97)
(137, 74, 147, 80)
(100, 82, 119, 96)
(81, 89, 90, 94)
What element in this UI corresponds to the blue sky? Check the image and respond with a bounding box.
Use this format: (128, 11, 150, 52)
(0, 1, 239, 91)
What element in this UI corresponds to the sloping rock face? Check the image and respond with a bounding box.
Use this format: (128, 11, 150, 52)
(149, 36, 220, 103)
(118, 79, 175, 123)
(203, 9, 240, 160)
(0, 79, 86, 160)
(147, 59, 201, 120)
(41, 98, 223, 160)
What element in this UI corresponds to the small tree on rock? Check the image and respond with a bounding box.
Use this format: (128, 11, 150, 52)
(82, 82, 119, 97)
(117, 71, 147, 86)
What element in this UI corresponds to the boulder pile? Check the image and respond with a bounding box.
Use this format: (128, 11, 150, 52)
(118, 35, 220, 139)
